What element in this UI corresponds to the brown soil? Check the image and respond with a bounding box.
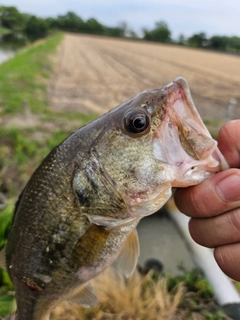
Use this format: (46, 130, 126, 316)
(48, 33, 240, 123)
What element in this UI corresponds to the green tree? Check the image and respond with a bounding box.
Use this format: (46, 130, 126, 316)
(229, 36, 240, 52)
(187, 32, 208, 48)
(143, 21, 171, 43)
(209, 35, 229, 50)
(0, 6, 25, 31)
(24, 15, 49, 40)
(104, 26, 125, 37)
(45, 17, 59, 30)
(55, 12, 85, 32)
(85, 18, 104, 34)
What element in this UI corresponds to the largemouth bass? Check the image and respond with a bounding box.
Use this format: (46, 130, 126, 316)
(0, 77, 227, 320)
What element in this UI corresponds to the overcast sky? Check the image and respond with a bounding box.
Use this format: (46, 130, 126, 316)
(1, 0, 240, 39)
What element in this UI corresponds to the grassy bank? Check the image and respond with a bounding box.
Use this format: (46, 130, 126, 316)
(0, 27, 11, 36)
(0, 32, 97, 268)
(0, 33, 65, 317)
(0, 33, 97, 198)
(0, 32, 98, 317)
(0, 33, 64, 201)
(0, 33, 63, 115)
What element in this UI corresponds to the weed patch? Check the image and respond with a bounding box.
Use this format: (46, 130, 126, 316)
(0, 33, 63, 115)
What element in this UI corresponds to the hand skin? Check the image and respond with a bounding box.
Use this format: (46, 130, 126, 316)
(174, 120, 240, 281)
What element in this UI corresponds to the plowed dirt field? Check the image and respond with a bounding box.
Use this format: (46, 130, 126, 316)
(49, 33, 240, 123)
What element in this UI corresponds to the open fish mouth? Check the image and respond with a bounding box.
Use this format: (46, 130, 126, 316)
(152, 77, 228, 187)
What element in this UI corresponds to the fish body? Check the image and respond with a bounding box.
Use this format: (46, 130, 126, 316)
(2, 77, 227, 320)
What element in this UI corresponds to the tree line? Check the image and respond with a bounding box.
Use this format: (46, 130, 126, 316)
(1, 5, 240, 53)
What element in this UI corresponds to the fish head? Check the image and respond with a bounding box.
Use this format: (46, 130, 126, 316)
(74, 77, 228, 224)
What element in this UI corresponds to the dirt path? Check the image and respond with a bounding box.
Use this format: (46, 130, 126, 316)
(49, 33, 240, 121)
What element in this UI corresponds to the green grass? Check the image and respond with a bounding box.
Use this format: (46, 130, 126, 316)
(0, 32, 98, 198)
(0, 27, 11, 36)
(0, 34, 70, 316)
(203, 118, 223, 139)
(0, 32, 97, 198)
(0, 294, 16, 317)
(0, 116, 97, 198)
(165, 266, 231, 319)
(0, 33, 63, 115)
(0, 202, 14, 250)
(0, 202, 15, 317)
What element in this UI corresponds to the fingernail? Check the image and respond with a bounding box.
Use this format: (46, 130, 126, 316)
(216, 174, 240, 202)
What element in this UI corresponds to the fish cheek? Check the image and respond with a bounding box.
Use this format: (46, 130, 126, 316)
(73, 155, 128, 219)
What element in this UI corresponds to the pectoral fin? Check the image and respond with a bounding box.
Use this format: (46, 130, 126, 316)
(113, 228, 139, 277)
(68, 282, 98, 308)
(0, 246, 7, 271)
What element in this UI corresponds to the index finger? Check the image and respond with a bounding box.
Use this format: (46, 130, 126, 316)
(217, 120, 240, 168)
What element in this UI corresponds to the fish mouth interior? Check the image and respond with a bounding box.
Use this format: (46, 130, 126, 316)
(152, 77, 228, 183)
(170, 78, 229, 171)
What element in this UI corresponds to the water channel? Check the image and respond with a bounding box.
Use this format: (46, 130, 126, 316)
(0, 48, 16, 64)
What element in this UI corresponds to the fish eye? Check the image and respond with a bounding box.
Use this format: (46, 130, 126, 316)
(124, 109, 150, 135)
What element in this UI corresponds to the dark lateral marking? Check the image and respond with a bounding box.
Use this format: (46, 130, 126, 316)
(75, 189, 92, 206)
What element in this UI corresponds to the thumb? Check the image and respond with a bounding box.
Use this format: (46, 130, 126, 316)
(174, 168, 240, 218)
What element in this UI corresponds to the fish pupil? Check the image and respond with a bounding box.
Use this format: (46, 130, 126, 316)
(124, 109, 150, 134)
(133, 116, 146, 129)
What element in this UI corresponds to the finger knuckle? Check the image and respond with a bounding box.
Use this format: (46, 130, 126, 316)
(188, 188, 210, 217)
(228, 209, 240, 234)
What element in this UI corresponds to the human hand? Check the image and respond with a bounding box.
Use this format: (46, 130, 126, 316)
(174, 120, 240, 281)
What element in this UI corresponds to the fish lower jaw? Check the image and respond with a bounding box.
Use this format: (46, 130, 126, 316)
(172, 170, 214, 187)
(171, 150, 228, 187)
(171, 159, 223, 187)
